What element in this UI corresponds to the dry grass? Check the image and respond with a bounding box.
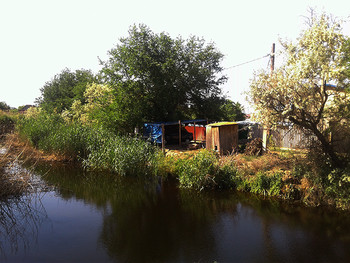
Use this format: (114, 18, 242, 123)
(0, 137, 29, 198)
(220, 152, 294, 176)
(0, 133, 60, 198)
(3, 133, 69, 163)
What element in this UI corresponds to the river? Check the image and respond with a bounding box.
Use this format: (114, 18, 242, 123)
(1, 164, 350, 263)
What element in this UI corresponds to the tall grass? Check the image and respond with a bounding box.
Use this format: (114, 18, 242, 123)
(0, 111, 16, 138)
(84, 133, 162, 176)
(175, 150, 236, 190)
(17, 112, 162, 177)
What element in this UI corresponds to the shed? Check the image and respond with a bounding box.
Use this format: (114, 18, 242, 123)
(206, 122, 238, 155)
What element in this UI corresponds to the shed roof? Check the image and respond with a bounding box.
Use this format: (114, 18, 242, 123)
(207, 122, 237, 127)
(144, 119, 207, 126)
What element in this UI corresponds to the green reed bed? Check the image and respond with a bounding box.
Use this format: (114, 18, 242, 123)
(17, 113, 162, 177)
(0, 111, 16, 138)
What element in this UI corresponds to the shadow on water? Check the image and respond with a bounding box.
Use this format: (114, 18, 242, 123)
(4, 162, 350, 262)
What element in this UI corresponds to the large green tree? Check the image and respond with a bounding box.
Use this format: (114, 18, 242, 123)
(100, 24, 227, 129)
(36, 68, 97, 113)
(249, 11, 350, 168)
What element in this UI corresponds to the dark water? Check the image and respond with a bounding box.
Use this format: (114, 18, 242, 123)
(1, 165, 350, 263)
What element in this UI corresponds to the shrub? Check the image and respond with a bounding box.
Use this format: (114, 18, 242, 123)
(0, 112, 16, 136)
(176, 150, 217, 190)
(17, 111, 162, 176)
(324, 167, 350, 209)
(248, 172, 282, 197)
(84, 134, 161, 177)
(17, 112, 63, 148)
(176, 150, 236, 190)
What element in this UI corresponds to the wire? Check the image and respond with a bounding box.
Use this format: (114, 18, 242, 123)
(224, 53, 270, 70)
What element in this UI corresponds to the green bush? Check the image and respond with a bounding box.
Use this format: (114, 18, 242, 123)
(176, 150, 217, 190)
(0, 112, 16, 136)
(176, 150, 236, 190)
(17, 111, 162, 177)
(17, 113, 63, 148)
(324, 168, 350, 209)
(249, 172, 282, 197)
(84, 134, 161, 177)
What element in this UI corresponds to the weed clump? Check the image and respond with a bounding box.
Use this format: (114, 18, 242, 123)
(175, 150, 237, 191)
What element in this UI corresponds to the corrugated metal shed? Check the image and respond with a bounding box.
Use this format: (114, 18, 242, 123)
(206, 122, 238, 155)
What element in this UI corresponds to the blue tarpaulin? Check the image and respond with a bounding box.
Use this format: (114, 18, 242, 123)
(143, 123, 163, 144)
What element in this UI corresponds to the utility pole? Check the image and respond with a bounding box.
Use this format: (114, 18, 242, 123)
(263, 43, 275, 152)
(270, 43, 275, 74)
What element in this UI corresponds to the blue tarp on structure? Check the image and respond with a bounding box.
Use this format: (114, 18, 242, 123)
(143, 123, 163, 144)
(143, 119, 207, 144)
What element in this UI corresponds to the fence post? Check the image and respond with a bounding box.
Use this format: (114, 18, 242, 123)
(178, 120, 181, 146)
(162, 124, 165, 154)
(262, 127, 268, 151)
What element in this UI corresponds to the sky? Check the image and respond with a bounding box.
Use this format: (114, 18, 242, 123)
(1, 0, 350, 112)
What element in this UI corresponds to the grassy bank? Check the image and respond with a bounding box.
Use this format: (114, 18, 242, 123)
(17, 112, 163, 177)
(168, 149, 350, 209)
(0, 137, 31, 198)
(0, 111, 31, 198)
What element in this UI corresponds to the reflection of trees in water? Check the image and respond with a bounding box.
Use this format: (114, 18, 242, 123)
(237, 193, 350, 263)
(31, 164, 350, 262)
(0, 193, 47, 258)
(99, 182, 239, 262)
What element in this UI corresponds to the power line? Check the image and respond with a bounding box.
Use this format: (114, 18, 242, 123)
(224, 53, 270, 70)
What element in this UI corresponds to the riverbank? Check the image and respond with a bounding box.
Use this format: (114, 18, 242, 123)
(0, 133, 58, 198)
(0, 134, 32, 198)
(4, 128, 350, 210)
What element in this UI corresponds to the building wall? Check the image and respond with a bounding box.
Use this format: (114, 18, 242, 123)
(219, 125, 238, 154)
(206, 124, 238, 155)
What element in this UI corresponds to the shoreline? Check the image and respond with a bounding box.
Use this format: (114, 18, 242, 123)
(1, 132, 350, 211)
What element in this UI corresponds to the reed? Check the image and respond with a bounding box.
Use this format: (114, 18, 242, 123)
(175, 150, 236, 190)
(17, 113, 162, 176)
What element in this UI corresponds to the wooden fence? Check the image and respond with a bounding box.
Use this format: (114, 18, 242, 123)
(269, 126, 312, 149)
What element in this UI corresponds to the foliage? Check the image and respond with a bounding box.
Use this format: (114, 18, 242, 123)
(0, 111, 16, 136)
(176, 150, 235, 190)
(0, 102, 10, 111)
(100, 24, 227, 131)
(219, 99, 246, 121)
(249, 172, 283, 196)
(36, 68, 97, 113)
(324, 167, 350, 209)
(17, 112, 64, 149)
(17, 111, 162, 176)
(61, 83, 118, 131)
(249, 11, 350, 168)
(84, 134, 161, 177)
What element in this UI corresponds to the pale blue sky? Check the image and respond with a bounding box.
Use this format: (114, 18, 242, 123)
(1, 0, 349, 111)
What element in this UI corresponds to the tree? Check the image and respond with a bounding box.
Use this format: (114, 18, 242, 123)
(0, 102, 10, 111)
(249, 11, 350, 168)
(219, 99, 246, 121)
(100, 24, 227, 131)
(36, 68, 97, 113)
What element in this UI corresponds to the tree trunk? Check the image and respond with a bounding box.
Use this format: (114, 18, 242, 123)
(311, 125, 344, 168)
(289, 117, 343, 168)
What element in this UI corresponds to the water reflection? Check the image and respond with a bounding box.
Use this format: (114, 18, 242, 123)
(8, 163, 350, 262)
(0, 193, 47, 259)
